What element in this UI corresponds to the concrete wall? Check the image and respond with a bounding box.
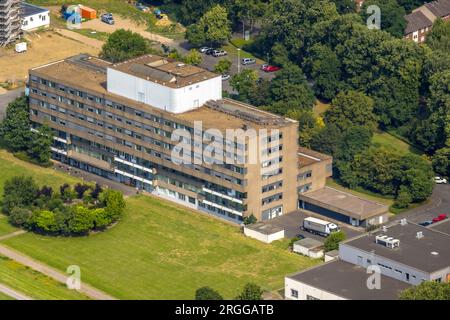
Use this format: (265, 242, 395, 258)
(285, 277, 345, 300)
(22, 11, 50, 31)
(339, 243, 429, 286)
(107, 68, 222, 113)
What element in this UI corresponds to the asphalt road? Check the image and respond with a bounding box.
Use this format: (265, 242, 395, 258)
(393, 184, 450, 225)
(0, 87, 24, 120)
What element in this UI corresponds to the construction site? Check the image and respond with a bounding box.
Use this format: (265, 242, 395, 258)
(0, 0, 22, 46)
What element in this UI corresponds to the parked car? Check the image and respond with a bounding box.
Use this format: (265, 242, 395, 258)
(205, 48, 215, 55)
(101, 13, 114, 25)
(419, 220, 433, 227)
(432, 214, 448, 223)
(241, 58, 256, 65)
(261, 64, 281, 72)
(435, 176, 447, 184)
(212, 50, 227, 57)
(221, 74, 231, 81)
(199, 47, 212, 53)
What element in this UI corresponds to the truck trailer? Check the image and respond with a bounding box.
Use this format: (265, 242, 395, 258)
(301, 217, 340, 237)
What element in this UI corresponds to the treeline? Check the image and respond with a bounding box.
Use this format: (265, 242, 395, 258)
(2, 176, 125, 236)
(0, 96, 53, 166)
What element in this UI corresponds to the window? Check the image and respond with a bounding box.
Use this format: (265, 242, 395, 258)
(306, 295, 319, 300)
(290, 289, 298, 299)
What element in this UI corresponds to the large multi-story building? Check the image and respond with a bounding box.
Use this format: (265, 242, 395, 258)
(0, 0, 22, 46)
(28, 54, 306, 223)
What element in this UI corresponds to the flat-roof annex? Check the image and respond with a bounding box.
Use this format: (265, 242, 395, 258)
(342, 221, 450, 273)
(287, 260, 410, 300)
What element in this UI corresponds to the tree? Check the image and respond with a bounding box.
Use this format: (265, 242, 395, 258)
(90, 183, 103, 200)
(230, 69, 259, 102)
(2, 176, 39, 215)
(8, 207, 32, 227)
(74, 183, 91, 199)
(27, 124, 53, 164)
(324, 230, 346, 252)
(399, 281, 450, 300)
(269, 64, 315, 111)
(214, 58, 232, 75)
(183, 49, 202, 66)
(68, 205, 94, 235)
(425, 18, 450, 53)
(325, 91, 378, 132)
(393, 185, 413, 208)
(30, 210, 58, 233)
(310, 124, 343, 156)
(432, 148, 450, 177)
(305, 44, 342, 100)
(360, 0, 406, 38)
(286, 109, 324, 147)
(0, 96, 31, 152)
(332, 0, 356, 14)
(100, 29, 150, 63)
(185, 5, 231, 46)
(100, 189, 126, 221)
(335, 126, 373, 162)
(235, 283, 263, 300)
(195, 287, 224, 300)
(91, 208, 110, 230)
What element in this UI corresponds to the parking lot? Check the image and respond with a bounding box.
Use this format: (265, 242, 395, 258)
(266, 210, 363, 242)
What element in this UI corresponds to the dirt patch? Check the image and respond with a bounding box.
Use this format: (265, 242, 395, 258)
(80, 16, 175, 45)
(0, 31, 100, 84)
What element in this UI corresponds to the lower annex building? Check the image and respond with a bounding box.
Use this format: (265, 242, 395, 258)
(27, 54, 387, 226)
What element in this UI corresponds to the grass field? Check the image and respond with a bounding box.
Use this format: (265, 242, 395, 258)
(0, 255, 89, 300)
(0, 150, 316, 299)
(0, 217, 17, 237)
(372, 130, 423, 156)
(0, 149, 80, 201)
(0, 291, 14, 300)
(1, 195, 317, 299)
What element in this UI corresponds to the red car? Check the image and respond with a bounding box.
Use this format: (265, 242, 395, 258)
(432, 214, 448, 223)
(261, 64, 281, 72)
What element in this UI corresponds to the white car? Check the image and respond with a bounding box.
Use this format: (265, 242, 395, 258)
(221, 74, 230, 81)
(435, 176, 447, 184)
(199, 47, 212, 53)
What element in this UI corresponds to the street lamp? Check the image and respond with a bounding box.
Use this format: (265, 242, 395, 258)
(237, 48, 241, 74)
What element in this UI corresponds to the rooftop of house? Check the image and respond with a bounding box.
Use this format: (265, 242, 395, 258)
(299, 186, 389, 220)
(21, 2, 49, 17)
(405, 10, 433, 34)
(342, 221, 450, 273)
(298, 147, 332, 168)
(424, 0, 450, 17)
(29, 54, 294, 131)
(294, 237, 323, 249)
(244, 222, 284, 235)
(287, 260, 410, 300)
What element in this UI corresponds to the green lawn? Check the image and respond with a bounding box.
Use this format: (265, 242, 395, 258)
(0, 217, 17, 237)
(0, 291, 15, 300)
(0, 255, 89, 300)
(372, 130, 423, 156)
(0, 149, 80, 201)
(1, 195, 317, 299)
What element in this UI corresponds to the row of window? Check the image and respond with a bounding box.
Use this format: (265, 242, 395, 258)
(262, 193, 283, 206)
(262, 181, 283, 193)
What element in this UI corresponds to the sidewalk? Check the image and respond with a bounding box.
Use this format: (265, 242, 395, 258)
(0, 283, 33, 300)
(0, 244, 117, 300)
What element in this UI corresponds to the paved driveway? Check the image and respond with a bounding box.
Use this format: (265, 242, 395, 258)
(266, 210, 363, 242)
(0, 87, 24, 120)
(393, 184, 450, 224)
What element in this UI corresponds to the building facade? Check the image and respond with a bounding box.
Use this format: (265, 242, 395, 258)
(0, 0, 22, 46)
(28, 54, 305, 224)
(21, 2, 49, 31)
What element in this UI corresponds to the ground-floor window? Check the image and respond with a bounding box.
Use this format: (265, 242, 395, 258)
(306, 295, 319, 300)
(290, 289, 298, 298)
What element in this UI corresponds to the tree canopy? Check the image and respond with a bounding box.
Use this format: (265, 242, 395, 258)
(100, 29, 150, 63)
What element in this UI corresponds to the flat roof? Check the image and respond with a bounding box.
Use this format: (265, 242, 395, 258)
(30, 55, 293, 131)
(245, 222, 283, 235)
(294, 237, 323, 249)
(22, 2, 49, 17)
(109, 54, 218, 89)
(343, 221, 450, 273)
(299, 187, 389, 220)
(298, 147, 332, 168)
(287, 260, 410, 300)
(325, 249, 339, 257)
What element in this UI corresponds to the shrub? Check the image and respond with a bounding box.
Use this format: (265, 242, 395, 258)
(91, 208, 111, 230)
(100, 189, 126, 222)
(74, 183, 91, 199)
(195, 287, 223, 300)
(235, 283, 263, 300)
(243, 214, 257, 225)
(2, 176, 39, 215)
(8, 207, 33, 227)
(90, 183, 103, 199)
(324, 231, 346, 252)
(30, 210, 58, 234)
(68, 205, 95, 235)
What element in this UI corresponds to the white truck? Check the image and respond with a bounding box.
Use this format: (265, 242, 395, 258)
(301, 217, 340, 237)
